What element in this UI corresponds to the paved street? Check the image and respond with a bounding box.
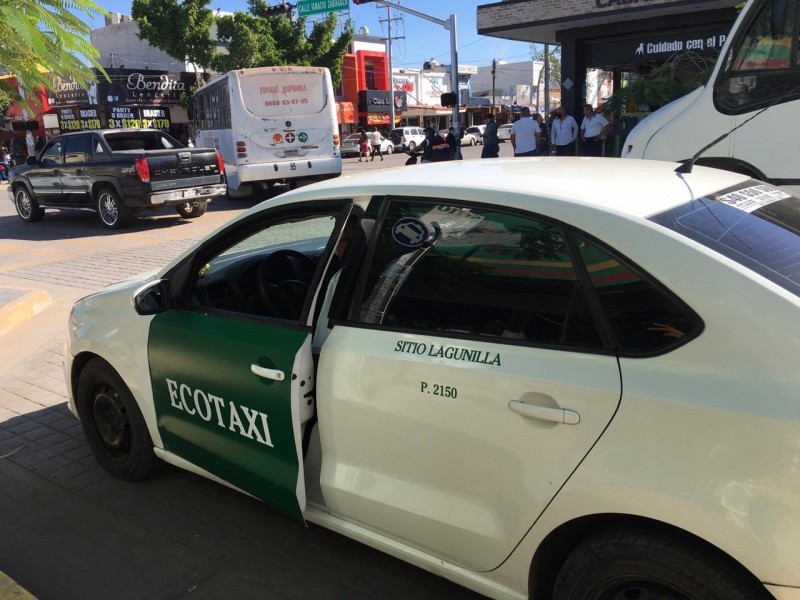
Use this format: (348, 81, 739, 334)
(0, 149, 495, 599)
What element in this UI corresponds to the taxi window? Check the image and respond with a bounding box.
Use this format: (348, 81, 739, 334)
(189, 213, 337, 321)
(357, 201, 603, 348)
(574, 235, 701, 354)
(650, 181, 800, 298)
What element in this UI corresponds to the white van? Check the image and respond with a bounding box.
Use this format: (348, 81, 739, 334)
(623, 0, 800, 195)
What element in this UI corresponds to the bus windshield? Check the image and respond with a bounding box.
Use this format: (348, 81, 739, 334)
(239, 71, 327, 118)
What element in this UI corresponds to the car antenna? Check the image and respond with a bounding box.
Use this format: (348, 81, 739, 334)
(675, 82, 800, 174)
(675, 102, 772, 174)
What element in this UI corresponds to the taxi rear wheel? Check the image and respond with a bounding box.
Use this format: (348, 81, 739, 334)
(77, 358, 157, 481)
(553, 530, 770, 600)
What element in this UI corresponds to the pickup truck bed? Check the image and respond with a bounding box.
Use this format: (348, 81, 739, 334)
(7, 129, 227, 229)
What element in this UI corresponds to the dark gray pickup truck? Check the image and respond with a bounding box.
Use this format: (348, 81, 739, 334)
(7, 129, 227, 229)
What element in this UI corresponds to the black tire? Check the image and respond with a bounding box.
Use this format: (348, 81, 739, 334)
(553, 530, 770, 600)
(407, 141, 417, 152)
(13, 186, 44, 222)
(175, 199, 208, 218)
(76, 358, 158, 481)
(96, 187, 131, 229)
(384, 144, 393, 155)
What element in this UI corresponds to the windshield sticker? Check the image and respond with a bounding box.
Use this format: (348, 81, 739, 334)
(714, 184, 790, 213)
(393, 217, 430, 247)
(395, 340, 501, 366)
(418, 205, 485, 238)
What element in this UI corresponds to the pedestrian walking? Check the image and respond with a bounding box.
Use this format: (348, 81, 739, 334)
(534, 113, 550, 156)
(369, 128, 383, 161)
(358, 128, 370, 162)
(0, 147, 11, 183)
(580, 104, 610, 157)
(551, 107, 579, 156)
(481, 114, 500, 159)
(510, 107, 541, 157)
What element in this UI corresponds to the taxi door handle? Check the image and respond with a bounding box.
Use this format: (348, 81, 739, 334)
(508, 400, 580, 425)
(251, 364, 285, 382)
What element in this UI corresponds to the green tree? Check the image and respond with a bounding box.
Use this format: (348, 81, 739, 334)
(601, 52, 715, 116)
(0, 0, 107, 99)
(211, 2, 352, 87)
(529, 43, 561, 87)
(132, 0, 353, 88)
(131, 0, 216, 79)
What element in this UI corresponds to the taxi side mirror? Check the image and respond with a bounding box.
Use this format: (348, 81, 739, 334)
(133, 280, 169, 315)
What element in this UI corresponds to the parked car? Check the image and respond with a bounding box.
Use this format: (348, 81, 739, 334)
(389, 126, 426, 151)
(340, 133, 394, 157)
(497, 123, 513, 142)
(465, 125, 485, 145)
(65, 158, 800, 600)
(7, 129, 226, 229)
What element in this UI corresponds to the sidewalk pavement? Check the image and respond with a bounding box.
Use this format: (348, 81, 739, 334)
(0, 288, 51, 338)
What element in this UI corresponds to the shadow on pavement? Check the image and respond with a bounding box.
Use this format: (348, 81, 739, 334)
(0, 404, 485, 600)
(0, 186, 291, 243)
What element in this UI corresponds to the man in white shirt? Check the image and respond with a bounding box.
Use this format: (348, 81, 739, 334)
(510, 107, 541, 157)
(370, 128, 384, 161)
(580, 104, 609, 157)
(550, 107, 579, 156)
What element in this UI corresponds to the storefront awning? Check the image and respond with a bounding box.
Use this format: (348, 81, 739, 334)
(336, 102, 356, 124)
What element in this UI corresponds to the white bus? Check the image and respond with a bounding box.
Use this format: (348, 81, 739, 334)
(622, 0, 800, 195)
(194, 66, 341, 197)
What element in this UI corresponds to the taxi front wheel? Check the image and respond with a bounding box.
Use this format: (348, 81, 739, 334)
(553, 529, 770, 600)
(77, 358, 158, 481)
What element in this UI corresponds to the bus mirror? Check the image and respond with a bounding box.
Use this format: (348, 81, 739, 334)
(771, 0, 789, 37)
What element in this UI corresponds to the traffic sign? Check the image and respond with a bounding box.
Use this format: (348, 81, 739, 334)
(297, 0, 349, 17)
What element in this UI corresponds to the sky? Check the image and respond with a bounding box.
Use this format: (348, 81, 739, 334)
(85, 0, 535, 70)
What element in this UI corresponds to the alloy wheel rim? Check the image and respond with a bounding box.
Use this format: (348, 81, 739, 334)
(99, 193, 118, 225)
(16, 191, 32, 219)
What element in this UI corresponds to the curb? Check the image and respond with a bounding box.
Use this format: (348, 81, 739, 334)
(0, 572, 36, 599)
(0, 289, 52, 337)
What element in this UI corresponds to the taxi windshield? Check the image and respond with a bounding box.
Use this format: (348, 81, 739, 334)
(650, 181, 800, 297)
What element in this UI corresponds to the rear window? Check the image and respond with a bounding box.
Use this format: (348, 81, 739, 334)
(240, 72, 326, 118)
(650, 181, 800, 297)
(103, 131, 182, 152)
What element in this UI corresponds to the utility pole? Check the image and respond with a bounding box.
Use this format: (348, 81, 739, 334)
(491, 59, 497, 117)
(543, 43, 550, 114)
(359, 1, 460, 138)
(379, 7, 403, 129)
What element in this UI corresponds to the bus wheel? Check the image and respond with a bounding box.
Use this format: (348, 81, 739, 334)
(176, 200, 208, 218)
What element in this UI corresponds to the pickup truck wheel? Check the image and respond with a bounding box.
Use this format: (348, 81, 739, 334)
(76, 358, 158, 481)
(97, 187, 131, 229)
(14, 187, 45, 222)
(176, 199, 208, 218)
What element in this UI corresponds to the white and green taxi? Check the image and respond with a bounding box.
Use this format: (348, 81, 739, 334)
(65, 158, 800, 600)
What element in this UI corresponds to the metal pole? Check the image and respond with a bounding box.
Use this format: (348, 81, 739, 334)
(387, 5, 395, 130)
(544, 43, 550, 114)
(447, 13, 461, 159)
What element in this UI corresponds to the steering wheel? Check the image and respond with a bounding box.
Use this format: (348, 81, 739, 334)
(257, 249, 317, 320)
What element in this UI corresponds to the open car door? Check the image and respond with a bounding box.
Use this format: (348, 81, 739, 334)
(147, 200, 353, 522)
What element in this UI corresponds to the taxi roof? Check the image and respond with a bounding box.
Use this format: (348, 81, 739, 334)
(293, 157, 751, 220)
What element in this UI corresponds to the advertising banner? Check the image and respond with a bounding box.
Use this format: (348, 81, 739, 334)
(106, 105, 142, 129)
(96, 69, 194, 105)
